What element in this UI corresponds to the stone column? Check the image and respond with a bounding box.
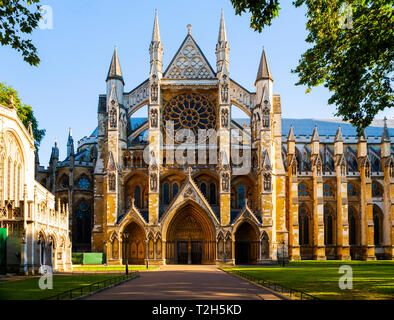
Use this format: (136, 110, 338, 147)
(358, 133, 376, 260)
(334, 127, 350, 260)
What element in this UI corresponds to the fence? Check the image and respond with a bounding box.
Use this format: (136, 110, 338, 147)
(43, 272, 138, 300)
(230, 270, 319, 300)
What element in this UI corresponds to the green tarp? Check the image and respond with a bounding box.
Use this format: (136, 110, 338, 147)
(71, 252, 105, 265)
(0, 228, 6, 273)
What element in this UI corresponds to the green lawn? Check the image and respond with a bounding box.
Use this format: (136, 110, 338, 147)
(224, 260, 394, 300)
(72, 265, 158, 272)
(0, 274, 122, 300)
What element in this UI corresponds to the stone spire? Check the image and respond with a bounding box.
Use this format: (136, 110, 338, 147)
(216, 9, 229, 74)
(67, 127, 74, 157)
(381, 117, 390, 143)
(335, 124, 344, 142)
(311, 124, 320, 141)
(218, 9, 227, 43)
(50, 139, 59, 161)
(152, 9, 161, 43)
(255, 47, 273, 84)
(150, 9, 163, 78)
(106, 47, 124, 85)
(287, 125, 295, 141)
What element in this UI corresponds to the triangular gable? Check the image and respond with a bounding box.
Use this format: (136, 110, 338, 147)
(232, 206, 261, 226)
(160, 172, 219, 225)
(164, 34, 216, 79)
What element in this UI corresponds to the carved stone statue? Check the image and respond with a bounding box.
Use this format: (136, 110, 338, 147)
(109, 107, 117, 128)
(221, 108, 229, 128)
(151, 83, 158, 103)
(150, 108, 158, 128)
(263, 172, 271, 191)
(221, 83, 228, 104)
(150, 172, 158, 192)
(221, 172, 229, 192)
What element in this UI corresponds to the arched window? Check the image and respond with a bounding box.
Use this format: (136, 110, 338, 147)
(323, 184, 334, 197)
(299, 206, 309, 245)
(373, 206, 383, 245)
(172, 183, 179, 199)
(134, 185, 141, 208)
(324, 207, 334, 245)
(7, 157, 12, 199)
(60, 175, 69, 189)
(209, 183, 216, 205)
(298, 183, 309, 197)
(372, 181, 383, 197)
(348, 208, 357, 245)
(200, 183, 207, 199)
(237, 185, 245, 209)
(75, 201, 91, 244)
(163, 183, 170, 205)
(347, 183, 357, 197)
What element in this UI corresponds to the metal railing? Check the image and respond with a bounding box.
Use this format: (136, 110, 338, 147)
(43, 272, 139, 300)
(230, 270, 319, 300)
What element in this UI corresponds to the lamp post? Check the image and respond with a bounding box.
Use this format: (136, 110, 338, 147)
(123, 231, 129, 275)
(282, 241, 286, 267)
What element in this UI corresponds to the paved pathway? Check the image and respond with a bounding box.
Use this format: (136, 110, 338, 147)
(85, 265, 284, 300)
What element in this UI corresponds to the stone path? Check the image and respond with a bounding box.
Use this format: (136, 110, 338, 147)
(85, 265, 285, 300)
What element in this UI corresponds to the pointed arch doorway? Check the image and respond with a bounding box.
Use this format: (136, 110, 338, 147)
(165, 203, 216, 264)
(234, 221, 259, 264)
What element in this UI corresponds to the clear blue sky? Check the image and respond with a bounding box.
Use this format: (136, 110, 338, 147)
(0, 0, 392, 163)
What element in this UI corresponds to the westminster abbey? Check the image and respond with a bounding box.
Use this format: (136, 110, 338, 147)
(35, 11, 394, 265)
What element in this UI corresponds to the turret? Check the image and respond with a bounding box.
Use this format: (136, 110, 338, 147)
(106, 47, 124, 105)
(50, 139, 59, 162)
(287, 125, 295, 155)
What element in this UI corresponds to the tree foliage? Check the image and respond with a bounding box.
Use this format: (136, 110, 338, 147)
(0, 0, 42, 66)
(230, 0, 393, 134)
(0, 82, 46, 147)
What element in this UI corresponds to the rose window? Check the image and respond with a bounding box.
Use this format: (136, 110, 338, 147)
(163, 93, 216, 141)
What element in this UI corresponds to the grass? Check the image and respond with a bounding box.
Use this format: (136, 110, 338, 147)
(224, 260, 394, 300)
(72, 265, 158, 272)
(0, 274, 122, 300)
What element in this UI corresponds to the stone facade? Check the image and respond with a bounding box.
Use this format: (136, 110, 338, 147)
(0, 102, 72, 274)
(39, 12, 394, 264)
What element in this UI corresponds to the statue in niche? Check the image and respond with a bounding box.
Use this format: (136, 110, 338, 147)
(151, 83, 158, 103)
(150, 172, 157, 192)
(221, 108, 229, 128)
(221, 83, 228, 104)
(262, 107, 270, 128)
(150, 108, 158, 128)
(109, 107, 117, 128)
(221, 171, 229, 192)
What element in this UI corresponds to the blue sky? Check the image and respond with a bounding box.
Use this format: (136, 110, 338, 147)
(0, 0, 392, 163)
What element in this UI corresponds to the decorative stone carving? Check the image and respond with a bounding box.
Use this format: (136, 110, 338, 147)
(150, 108, 158, 128)
(109, 107, 117, 128)
(151, 83, 158, 103)
(263, 172, 271, 191)
(221, 83, 229, 104)
(108, 173, 116, 192)
(221, 108, 229, 128)
(262, 107, 270, 128)
(150, 172, 158, 192)
(221, 171, 230, 192)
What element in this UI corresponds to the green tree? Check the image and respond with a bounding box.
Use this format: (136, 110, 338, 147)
(0, 0, 42, 66)
(0, 82, 45, 147)
(230, 0, 393, 134)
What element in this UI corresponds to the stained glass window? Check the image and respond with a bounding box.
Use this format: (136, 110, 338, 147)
(163, 93, 216, 140)
(78, 177, 90, 190)
(323, 184, 334, 197)
(298, 183, 309, 197)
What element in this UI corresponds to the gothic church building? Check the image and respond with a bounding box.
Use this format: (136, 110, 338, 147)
(36, 12, 394, 264)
